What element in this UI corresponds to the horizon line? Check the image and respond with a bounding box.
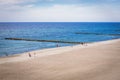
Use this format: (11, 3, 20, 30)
(0, 21, 120, 23)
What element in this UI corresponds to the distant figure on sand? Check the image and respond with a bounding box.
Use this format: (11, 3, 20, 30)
(56, 44, 59, 47)
(81, 42, 84, 45)
(28, 53, 31, 57)
(5, 53, 8, 56)
(81, 42, 87, 46)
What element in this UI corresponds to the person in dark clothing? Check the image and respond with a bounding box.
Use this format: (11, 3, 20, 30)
(28, 53, 31, 57)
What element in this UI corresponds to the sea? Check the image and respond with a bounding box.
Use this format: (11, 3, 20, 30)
(0, 22, 120, 57)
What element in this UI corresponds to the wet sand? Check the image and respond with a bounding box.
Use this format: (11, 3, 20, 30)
(0, 39, 120, 80)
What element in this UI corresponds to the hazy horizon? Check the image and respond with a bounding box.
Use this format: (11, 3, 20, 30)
(0, 0, 120, 22)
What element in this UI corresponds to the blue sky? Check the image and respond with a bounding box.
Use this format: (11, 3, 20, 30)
(0, 0, 120, 22)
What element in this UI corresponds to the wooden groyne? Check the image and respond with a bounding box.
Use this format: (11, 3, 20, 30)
(5, 38, 85, 44)
(116, 30, 120, 32)
(75, 32, 120, 36)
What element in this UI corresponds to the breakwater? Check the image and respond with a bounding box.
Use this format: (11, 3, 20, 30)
(5, 38, 85, 44)
(75, 32, 120, 36)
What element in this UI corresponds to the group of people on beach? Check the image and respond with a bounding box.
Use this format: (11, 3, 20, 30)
(28, 43, 87, 57)
(81, 42, 87, 46)
(27, 43, 60, 57)
(28, 44, 60, 57)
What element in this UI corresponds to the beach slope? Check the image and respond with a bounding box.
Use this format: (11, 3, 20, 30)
(0, 39, 120, 80)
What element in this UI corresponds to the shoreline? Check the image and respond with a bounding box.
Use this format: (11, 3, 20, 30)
(0, 38, 120, 64)
(0, 38, 120, 80)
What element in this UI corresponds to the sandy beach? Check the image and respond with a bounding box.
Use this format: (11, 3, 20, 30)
(0, 39, 120, 80)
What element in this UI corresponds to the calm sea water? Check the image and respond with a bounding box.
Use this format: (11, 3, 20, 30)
(0, 22, 120, 56)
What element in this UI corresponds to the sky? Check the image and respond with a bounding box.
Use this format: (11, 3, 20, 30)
(0, 0, 120, 22)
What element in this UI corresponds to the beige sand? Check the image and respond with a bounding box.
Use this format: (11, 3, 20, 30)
(0, 39, 120, 80)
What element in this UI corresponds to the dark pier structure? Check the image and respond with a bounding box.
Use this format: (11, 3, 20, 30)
(75, 32, 120, 36)
(5, 38, 86, 44)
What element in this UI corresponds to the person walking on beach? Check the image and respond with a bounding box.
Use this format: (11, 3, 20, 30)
(81, 42, 84, 45)
(56, 44, 59, 47)
(5, 53, 8, 56)
(81, 42, 87, 46)
(28, 53, 31, 57)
